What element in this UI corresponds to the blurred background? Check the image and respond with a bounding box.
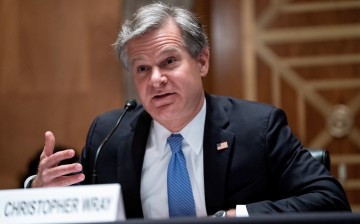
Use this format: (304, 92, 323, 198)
(1, 0, 359, 211)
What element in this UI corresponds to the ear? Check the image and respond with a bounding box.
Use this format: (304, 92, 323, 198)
(197, 48, 210, 77)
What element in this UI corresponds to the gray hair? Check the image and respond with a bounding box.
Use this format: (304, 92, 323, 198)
(114, 2, 209, 70)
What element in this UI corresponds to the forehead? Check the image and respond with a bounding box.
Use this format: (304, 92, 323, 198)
(126, 20, 185, 60)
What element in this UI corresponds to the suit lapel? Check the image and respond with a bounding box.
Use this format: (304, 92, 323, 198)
(203, 95, 235, 215)
(117, 109, 152, 218)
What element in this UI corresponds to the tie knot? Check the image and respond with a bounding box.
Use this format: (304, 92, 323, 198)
(167, 134, 183, 154)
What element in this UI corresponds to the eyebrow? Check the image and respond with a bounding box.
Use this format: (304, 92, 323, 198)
(130, 56, 146, 67)
(130, 46, 181, 66)
(159, 46, 180, 55)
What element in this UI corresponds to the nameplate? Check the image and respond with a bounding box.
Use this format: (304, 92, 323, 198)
(0, 184, 125, 223)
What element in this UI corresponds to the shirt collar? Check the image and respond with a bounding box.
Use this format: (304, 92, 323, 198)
(152, 98, 207, 156)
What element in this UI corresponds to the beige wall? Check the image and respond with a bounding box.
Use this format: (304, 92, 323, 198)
(0, 0, 124, 188)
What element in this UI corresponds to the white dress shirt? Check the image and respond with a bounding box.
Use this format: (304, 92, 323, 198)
(140, 100, 207, 219)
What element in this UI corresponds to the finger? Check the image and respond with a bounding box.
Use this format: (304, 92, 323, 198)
(40, 163, 82, 186)
(41, 163, 83, 182)
(46, 173, 85, 187)
(43, 131, 55, 157)
(38, 149, 76, 171)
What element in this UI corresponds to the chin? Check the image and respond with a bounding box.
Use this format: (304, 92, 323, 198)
(152, 110, 180, 123)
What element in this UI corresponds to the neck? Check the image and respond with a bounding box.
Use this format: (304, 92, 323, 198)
(161, 98, 205, 133)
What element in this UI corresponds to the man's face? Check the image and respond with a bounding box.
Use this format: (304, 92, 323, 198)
(126, 20, 209, 132)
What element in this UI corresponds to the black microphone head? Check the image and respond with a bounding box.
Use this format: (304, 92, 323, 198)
(124, 99, 137, 111)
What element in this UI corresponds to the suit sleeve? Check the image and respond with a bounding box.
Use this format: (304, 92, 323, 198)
(79, 116, 100, 185)
(246, 108, 351, 214)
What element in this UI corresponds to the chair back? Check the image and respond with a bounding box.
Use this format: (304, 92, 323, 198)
(307, 148, 331, 171)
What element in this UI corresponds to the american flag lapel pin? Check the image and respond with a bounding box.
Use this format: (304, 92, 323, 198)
(217, 141, 228, 150)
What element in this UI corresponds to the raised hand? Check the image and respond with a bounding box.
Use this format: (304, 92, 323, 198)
(31, 131, 85, 187)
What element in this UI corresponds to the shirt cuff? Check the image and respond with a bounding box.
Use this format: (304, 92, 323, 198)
(24, 175, 37, 188)
(236, 204, 249, 217)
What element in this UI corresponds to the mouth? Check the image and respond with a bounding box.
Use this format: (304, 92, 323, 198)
(153, 93, 174, 99)
(151, 92, 176, 107)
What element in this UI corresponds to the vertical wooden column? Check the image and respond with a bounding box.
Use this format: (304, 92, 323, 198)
(241, 0, 257, 101)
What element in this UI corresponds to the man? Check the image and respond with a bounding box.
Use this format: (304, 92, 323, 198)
(28, 2, 351, 219)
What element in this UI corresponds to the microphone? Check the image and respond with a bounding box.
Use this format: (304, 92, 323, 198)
(91, 99, 137, 184)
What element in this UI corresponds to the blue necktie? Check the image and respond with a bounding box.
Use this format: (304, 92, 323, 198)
(167, 134, 196, 217)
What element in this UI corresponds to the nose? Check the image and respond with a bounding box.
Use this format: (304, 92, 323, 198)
(150, 67, 167, 88)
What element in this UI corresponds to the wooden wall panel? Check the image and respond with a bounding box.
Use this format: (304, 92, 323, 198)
(207, 0, 244, 98)
(0, 0, 124, 189)
(253, 0, 360, 209)
(204, 0, 360, 211)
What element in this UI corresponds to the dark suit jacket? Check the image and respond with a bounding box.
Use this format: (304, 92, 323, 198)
(80, 94, 351, 218)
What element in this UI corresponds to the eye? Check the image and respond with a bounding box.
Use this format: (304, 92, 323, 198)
(163, 57, 177, 66)
(137, 65, 150, 73)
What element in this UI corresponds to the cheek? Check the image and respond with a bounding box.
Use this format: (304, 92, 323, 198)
(133, 79, 147, 97)
(186, 73, 204, 88)
(134, 81, 153, 109)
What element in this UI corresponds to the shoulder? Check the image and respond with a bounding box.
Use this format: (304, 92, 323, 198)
(205, 94, 289, 129)
(91, 104, 148, 130)
(207, 94, 280, 116)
